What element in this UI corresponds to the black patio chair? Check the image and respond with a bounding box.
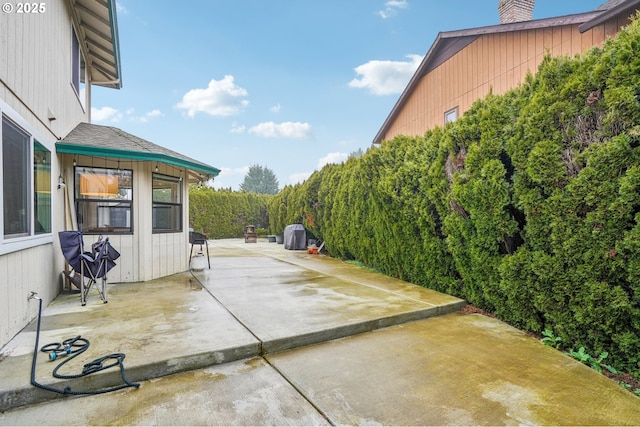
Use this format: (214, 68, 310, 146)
(189, 231, 210, 269)
(59, 231, 120, 306)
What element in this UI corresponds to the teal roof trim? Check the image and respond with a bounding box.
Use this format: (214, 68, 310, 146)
(107, 0, 123, 89)
(56, 142, 220, 176)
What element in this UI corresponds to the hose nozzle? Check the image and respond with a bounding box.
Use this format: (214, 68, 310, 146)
(49, 346, 72, 361)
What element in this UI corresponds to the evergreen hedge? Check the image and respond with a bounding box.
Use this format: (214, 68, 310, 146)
(267, 16, 640, 376)
(189, 187, 270, 238)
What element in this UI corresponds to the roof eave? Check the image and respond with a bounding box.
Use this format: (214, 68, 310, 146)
(69, 0, 122, 89)
(372, 32, 446, 145)
(372, 11, 603, 145)
(579, 0, 640, 32)
(55, 142, 221, 178)
(105, 0, 122, 89)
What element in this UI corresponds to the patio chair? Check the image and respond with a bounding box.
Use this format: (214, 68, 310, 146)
(189, 231, 210, 269)
(59, 231, 120, 306)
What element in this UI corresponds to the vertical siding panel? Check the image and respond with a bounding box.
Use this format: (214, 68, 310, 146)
(582, 28, 593, 52)
(506, 31, 514, 89)
(561, 25, 571, 56)
(543, 27, 553, 56)
(120, 236, 136, 282)
(0, 8, 7, 80)
(482, 35, 490, 94)
(438, 64, 444, 125)
(605, 20, 619, 40)
(593, 24, 605, 47)
(157, 234, 164, 278)
(429, 70, 436, 127)
(488, 34, 495, 90)
(469, 40, 477, 98)
(495, 34, 507, 93)
(9, 252, 22, 334)
(535, 28, 544, 64)
(527, 29, 536, 74)
(571, 24, 583, 56)
(512, 31, 521, 86)
(551, 26, 561, 56)
(457, 49, 463, 111)
(499, 33, 506, 94)
(0, 255, 8, 345)
(5, 8, 17, 87)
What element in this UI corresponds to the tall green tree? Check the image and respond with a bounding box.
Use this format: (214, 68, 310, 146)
(240, 164, 279, 194)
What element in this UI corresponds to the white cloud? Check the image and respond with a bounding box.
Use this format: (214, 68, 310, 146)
(378, 0, 408, 19)
(248, 121, 312, 140)
(219, 166, 250, 177)
(91, 106, 122, 122)
(318, 152, 349, 169)
(270, 103, 281, 113)
(230, 123, 246, 134)
(92, 107, 163, 124)
(349, 54, 422, 95)
(116, 3, 128, 14)
(176, 75, 249, 117)
(135, 109, 164, 123)
(289, 172, 312, 185)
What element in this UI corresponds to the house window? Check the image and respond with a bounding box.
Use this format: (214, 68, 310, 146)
(445, 107, 458, 124)
(33, 141, 51, 234)
(75, 167, 133, 234)
(152, 173, 182, 233)
(71, 27, 86, 109)
(2, 116, 51, 238)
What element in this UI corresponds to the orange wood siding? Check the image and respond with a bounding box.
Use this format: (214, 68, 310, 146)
(382, 17, 628, 142)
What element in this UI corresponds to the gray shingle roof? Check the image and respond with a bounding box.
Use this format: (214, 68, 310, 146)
(596, 0, 631, 11)
(57, 122, 220, 177)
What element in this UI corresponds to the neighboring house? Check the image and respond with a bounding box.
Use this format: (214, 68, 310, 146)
(0, 0, 219, 349)
(373, 0, 640, 144)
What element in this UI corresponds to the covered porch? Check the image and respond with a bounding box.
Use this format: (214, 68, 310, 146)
(56, 122, 219, 282)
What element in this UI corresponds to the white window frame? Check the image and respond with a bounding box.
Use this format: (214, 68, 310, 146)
(0, 99, 54, 255)
(71, 26, 86, 111)
(152, 173, 183, 233)
(445, 107, 459, 124)
(74, 166, 134, 234)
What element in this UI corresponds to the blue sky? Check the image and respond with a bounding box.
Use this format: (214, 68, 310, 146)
(92, 0, 605, 191)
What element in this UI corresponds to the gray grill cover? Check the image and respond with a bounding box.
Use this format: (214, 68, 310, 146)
(284, 224, 306, 250)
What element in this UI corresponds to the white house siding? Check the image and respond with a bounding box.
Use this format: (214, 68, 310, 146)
(0, 2, 89, 139)
(62, 155, 190, 284)
(2, 1, 202, 350)
(0, 244, 58, 346)
(0, 2, 90, 348)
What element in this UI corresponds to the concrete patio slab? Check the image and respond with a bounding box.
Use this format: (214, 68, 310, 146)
(0, 358, 330, 426)
(1, 238, 638, 425)
(267, 312, 640, 426)
(0, 239, 463, 412)
(2, 311, 639, 425)
(0, 274, 260, 411)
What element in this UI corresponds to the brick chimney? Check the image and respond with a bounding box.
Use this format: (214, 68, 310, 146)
(498, 0, 535, 24)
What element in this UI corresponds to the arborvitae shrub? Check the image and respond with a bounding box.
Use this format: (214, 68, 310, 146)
(265, 17, 640, 376)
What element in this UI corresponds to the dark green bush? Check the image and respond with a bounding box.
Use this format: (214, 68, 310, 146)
(189, 187, 270, 238)
(265, 16, 640, 376)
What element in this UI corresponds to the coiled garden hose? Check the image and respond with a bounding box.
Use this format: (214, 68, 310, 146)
(29, 293, 140, 395)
